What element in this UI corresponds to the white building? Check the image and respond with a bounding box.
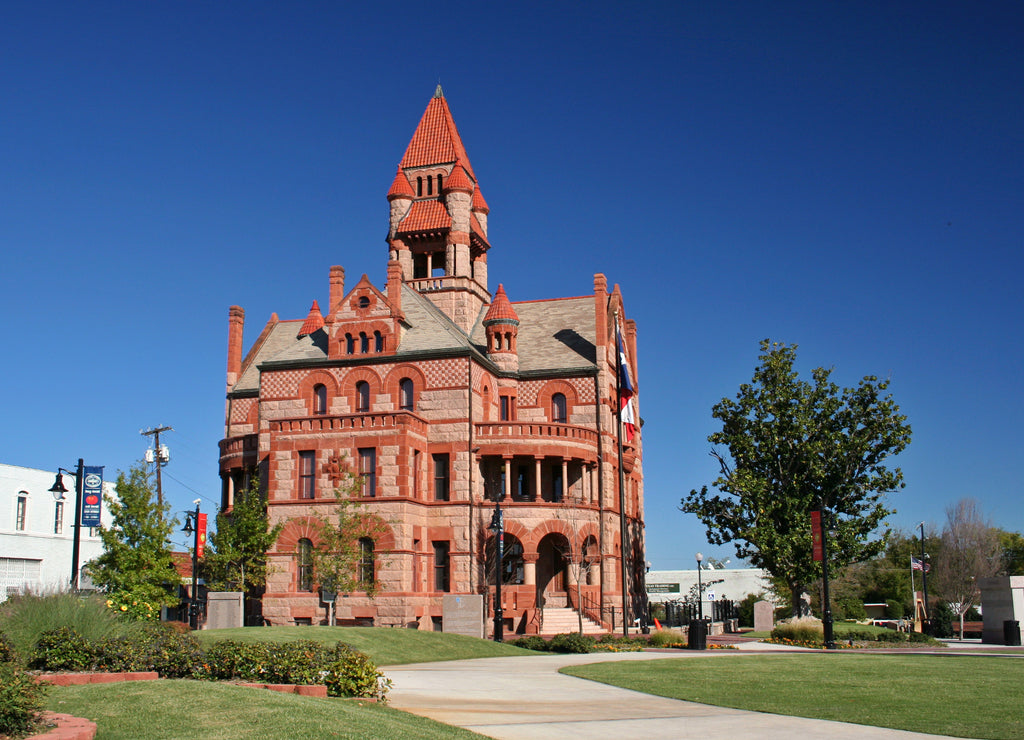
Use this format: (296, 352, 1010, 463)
(0, 463, 115, 600)
(646, 567, 776, 610)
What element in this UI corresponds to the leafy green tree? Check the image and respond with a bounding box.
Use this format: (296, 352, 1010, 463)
(998, 529, 1024, 575)
(681, 340, 912, 616)
(202, 477, 283, 593)
(85, 463, 180, 608)
(309, 466, 390, 604)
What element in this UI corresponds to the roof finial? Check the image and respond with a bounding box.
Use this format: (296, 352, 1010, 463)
(434, 82, 444, 99)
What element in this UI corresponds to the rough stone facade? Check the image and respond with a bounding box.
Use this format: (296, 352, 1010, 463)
(218, 88, 645, 635)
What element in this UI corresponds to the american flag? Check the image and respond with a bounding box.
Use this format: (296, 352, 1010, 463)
(911, 556, 931, 573)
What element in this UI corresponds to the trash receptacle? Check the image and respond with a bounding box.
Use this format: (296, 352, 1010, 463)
(688, 619, 707, 650)
(1003, 620, 1021, 646)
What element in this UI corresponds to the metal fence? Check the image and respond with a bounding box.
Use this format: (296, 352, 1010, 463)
(658, 599, 738, 628)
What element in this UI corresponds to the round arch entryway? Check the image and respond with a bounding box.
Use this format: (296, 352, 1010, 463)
(536, 532, 570, 608)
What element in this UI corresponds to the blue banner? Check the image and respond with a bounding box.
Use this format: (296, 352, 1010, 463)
(81, 466, 104, 527)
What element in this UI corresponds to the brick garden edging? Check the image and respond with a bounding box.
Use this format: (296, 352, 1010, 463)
(236, 682, 329, 698)
(34, 671, 160, 686)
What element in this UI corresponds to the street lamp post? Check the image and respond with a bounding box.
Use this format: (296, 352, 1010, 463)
(695, 552, 704, 620)
(48, 459, 86, 590)
(182, 501, 202, 630)
(820, 508, 836, 650)
(488, 493, 504, 642)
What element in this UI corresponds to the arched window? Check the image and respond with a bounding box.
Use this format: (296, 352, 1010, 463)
(437, 174, 443, 192)
(551, 393, 567, 423)
(486, 534, 525, 585)
(359, 332, 369, 353)
(345, 333, 355, 354)
(297, 538, 313, 592)
(427, 175, 433, 195)
(399, 378, 414, 411)
(416, 176, 423, 196)
(358, 538, 375, 587)
(374, 331, 384, 352)
(313, 384, 327, 415)
(355, 381, 370, 413)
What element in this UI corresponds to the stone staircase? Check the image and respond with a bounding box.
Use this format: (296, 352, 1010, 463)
(540, 606, 606, 635)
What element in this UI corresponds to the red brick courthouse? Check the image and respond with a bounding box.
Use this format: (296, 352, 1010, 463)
(218, 88, 645, 635)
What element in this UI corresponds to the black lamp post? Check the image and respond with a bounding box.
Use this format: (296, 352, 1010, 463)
(819, 507, 836, 650)
(182, 501, 201, 630)
(488, 492, 505, 642)
(48, 459, 85, 591)
(695, 552, 704, 620)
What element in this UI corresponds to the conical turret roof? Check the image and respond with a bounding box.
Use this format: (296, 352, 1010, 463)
(484, 285, 519, 323)
(387, 166, 415, 200)
(298, 300, 324, 337)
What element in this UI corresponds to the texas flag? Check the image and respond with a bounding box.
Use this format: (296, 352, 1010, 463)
(616, 322, 637, 442)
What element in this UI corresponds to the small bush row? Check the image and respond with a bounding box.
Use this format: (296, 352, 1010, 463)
(508, 632, 677, 653)
(25, 627, 389, 701)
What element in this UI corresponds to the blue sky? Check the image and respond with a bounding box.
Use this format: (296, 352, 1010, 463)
(2, 2, 1021, 566)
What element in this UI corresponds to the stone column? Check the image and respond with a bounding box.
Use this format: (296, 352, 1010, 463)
(534, 457, 542, 502)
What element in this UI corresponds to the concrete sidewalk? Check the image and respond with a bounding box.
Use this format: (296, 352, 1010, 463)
(385, 645, 970, 739)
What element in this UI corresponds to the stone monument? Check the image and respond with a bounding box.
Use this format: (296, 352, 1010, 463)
(753, 600, 775, 633)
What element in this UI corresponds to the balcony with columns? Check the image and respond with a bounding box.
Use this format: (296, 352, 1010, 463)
(474, 422, 599, 464)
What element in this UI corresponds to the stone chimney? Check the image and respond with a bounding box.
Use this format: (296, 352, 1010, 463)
(227, 305, 245, 387)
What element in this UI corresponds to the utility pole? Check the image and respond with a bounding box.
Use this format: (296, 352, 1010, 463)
(141, 426, 173, 507)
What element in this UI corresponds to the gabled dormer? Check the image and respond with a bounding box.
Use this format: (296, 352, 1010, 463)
(324, 270, 404, 359)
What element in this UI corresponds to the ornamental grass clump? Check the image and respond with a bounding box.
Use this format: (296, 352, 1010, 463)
(0, 591, 137, 661)
(646, 629, 686, 648)
(771, 617, 825, 645)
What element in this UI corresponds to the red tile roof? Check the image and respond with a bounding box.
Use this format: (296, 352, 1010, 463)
(400, 93, 476, 180)
(484, 284, 519, 323)
(298, 300, 324, 336)
(399, 199, 451, 232)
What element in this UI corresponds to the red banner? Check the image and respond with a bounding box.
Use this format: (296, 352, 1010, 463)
(196, 513, 208, 559)
(811, 510, 823, 562)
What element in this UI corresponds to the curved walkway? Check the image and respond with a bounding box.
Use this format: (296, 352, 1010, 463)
(384, 642, 972, 740)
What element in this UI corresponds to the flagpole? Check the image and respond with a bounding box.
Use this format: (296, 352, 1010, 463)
(615, 313, 629, 637)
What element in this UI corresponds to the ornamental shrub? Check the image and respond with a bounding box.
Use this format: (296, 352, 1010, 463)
(0, 661, 46, 738)
(549, 633, 595, 653)
(323, 644, 391, 701)
(31, 626, 95, 672)
(508, 636, 549, 652)
(132, 623, 205, 678)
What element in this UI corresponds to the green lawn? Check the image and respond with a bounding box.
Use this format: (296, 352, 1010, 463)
(563, 653, 1024, 740)
(45, 679, 486, 740)
(193, 625, 532, 665)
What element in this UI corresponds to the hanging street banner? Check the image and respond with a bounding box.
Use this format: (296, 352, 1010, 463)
(196, 513, 208, 558)
(811, 510, 823, 562)
(81, 466, 104, 527)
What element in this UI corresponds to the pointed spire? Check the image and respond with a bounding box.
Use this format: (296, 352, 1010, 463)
(400, 93, 476, 179)
(434, 83, 444, 99)
(298, 300, 324, 337)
